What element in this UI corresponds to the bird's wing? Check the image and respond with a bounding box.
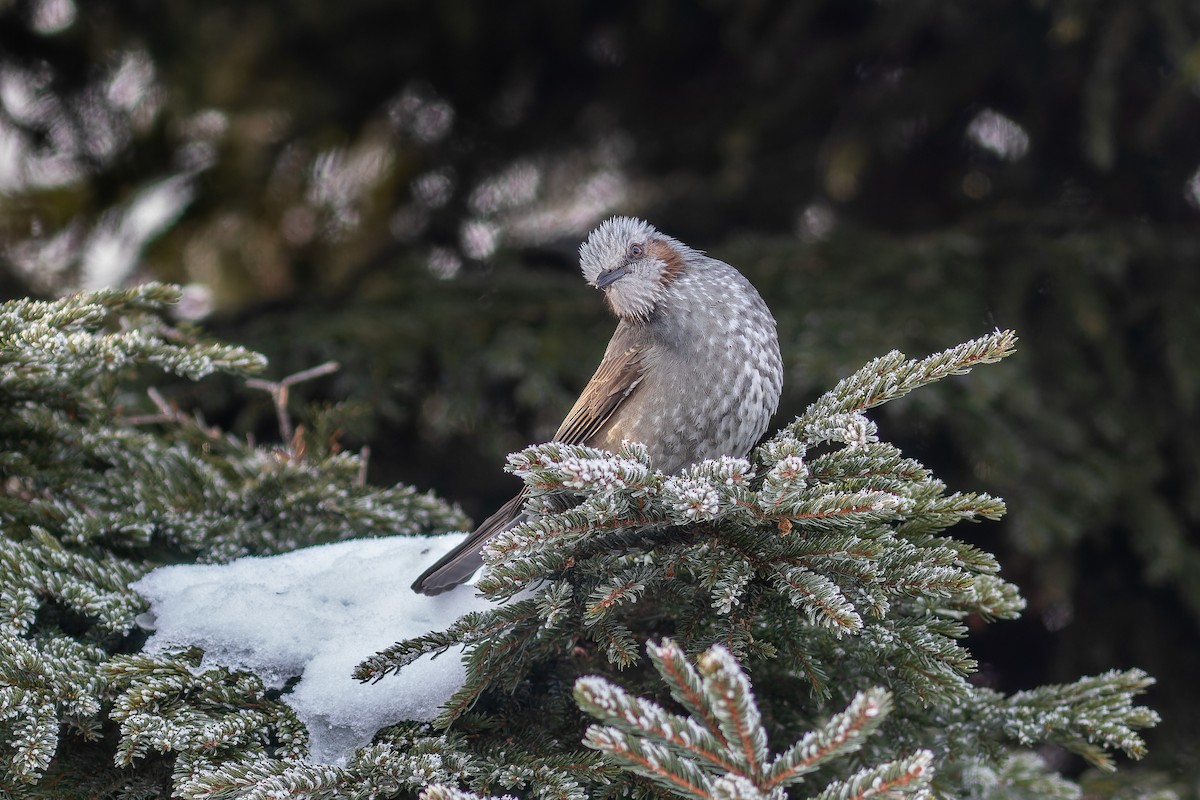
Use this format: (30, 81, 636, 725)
(410, 492, 527, 595)
(551, 341, 647, 445)
(412, 332, 648, 596)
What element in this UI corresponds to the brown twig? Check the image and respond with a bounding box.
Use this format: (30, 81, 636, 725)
(357, 445, 370, 487)
(121, 387, 226, 443)
(245, 361, 340, 461)
(119, 387, 190, 427)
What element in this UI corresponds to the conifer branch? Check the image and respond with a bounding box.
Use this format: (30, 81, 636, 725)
(647, 640, 726, 741)
(576, 641, 929, 799)
(790, 330, 1017, 435)
(769, 565, 864, 633)
(808, 750, 935, 800)
(763, 688, 892, 789)
(696, 646, 769, 781)
(354, 600, 541, 683)
(574, 676, 742, 776)
(582, 726, 717, 800)
(421, 786, 516, 800)
(1001, 669, 1159, 769)
(173, 757, 348, 800)
(583, 565, 656, 623)
(584, 618, 638, 668)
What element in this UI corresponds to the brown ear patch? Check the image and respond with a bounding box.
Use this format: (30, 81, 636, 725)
(646, 238, 685, 286)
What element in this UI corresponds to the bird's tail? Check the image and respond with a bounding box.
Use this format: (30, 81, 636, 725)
(411, 493, 526, 595)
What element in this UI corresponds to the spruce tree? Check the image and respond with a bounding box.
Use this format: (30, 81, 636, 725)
(0, 287, 1162, 798)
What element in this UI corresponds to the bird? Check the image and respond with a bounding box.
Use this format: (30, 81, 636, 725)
(411, 216, 783, 595)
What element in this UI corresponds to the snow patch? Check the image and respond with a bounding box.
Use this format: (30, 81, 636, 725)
(133, 535, 492, 765)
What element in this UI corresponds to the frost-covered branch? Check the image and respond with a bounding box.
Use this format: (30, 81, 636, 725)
(575, 640, 932, 799)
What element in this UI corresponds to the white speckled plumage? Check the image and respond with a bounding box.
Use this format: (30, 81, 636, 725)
(581, 219, 782, 473)
(412, 216, 783, 594)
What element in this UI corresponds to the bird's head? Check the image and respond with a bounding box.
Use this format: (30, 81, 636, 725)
(579, 216, 688, 322)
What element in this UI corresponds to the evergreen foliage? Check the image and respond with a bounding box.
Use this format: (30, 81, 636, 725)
(574, 640, 933, 800)
(0, 288, 1165, 797)
(0, 286, 465, 796)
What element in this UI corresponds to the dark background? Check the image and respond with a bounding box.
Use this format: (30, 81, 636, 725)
(2, 0, 1198, 789)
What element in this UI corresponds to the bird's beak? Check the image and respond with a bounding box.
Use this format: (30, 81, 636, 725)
(595, 264, 631, 289)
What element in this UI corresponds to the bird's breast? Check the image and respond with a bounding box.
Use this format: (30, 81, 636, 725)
(590, 269, 782, 475)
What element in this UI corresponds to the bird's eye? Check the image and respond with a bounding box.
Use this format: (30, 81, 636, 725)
(628, 243, 644, 258)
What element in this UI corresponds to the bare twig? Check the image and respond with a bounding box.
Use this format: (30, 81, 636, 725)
(357, 445, 370, 487)
(121, 387, 225, 441)
(121, 387, 189, 426)
(245, 361, 340, 461)
(146, 386, 179, 418)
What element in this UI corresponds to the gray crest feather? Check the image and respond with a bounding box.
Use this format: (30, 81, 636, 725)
(578, 216, 660, 285)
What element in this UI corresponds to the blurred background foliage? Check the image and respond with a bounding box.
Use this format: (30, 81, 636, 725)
(1, 0, 1198, 791)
